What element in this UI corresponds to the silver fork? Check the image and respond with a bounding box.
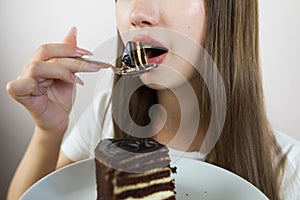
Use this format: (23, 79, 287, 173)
(75, 56, 158, 76)
(75, 41, 168, 76)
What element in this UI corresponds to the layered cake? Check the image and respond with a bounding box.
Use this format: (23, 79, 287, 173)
(95, 138, 176, 200)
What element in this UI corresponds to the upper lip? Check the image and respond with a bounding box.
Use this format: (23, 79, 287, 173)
(131, 35, 167, 50)
(131, 35, 168, 60)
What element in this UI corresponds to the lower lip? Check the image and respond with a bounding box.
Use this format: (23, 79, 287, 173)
(147, 53, 168, 65)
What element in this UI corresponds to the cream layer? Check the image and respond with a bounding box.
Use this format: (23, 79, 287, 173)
(114, 176, 173, 194)
(124, 191, 175, 200)
(121, 167, 171, 179)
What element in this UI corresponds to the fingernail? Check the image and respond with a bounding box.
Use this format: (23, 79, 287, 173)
(38, 86, 48, 95)
(68, 26, 77, 37)
(71, 74, 84, 85)
(75, 47, 93, 56)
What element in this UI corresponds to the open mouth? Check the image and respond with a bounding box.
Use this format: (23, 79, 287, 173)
(143, 44, 168, 60)
(145, 45, 168, 65)
(122, 42, 168, 68)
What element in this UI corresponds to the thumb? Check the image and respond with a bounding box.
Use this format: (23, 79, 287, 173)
(63, 26, 77, 46)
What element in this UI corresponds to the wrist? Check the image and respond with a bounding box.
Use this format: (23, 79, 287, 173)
(33, 126, 66, 143)
(34, 117, 69, 137)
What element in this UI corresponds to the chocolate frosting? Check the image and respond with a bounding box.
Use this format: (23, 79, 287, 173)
(109, 138, 164, 153)
(95, 138, 169, 173)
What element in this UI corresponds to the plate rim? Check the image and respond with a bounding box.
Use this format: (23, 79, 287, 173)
(20, 157, 268, 200)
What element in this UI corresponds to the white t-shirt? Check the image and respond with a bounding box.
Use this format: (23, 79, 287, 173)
(61, 89, 300, 199)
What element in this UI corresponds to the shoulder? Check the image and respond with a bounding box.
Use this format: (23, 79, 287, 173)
(61, 88, 114, 161)
(73, 88, 113, 128)
(273, 129, 300, 199)
(273, 129, 300, 163)
(93, 88, 112, 118)
(83, 88, 114, 139)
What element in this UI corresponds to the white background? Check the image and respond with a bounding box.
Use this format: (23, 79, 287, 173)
(0, 0, 299, 199)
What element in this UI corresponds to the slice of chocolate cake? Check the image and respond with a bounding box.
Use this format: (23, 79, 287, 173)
(95, 138, 176, 200)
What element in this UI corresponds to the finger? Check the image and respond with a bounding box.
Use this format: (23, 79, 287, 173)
(36, 79, 54, 88)
(6, 78, 43, 100)
(31, 43, 92, 62)
(22, 61, 84, 85)
(49, 57, 110, 73)
(63, 26, 77, 46)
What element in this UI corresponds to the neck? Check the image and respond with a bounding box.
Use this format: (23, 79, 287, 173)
(152, 77, 204, 152)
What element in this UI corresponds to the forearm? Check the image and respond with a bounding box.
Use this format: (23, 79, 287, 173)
(7, 127, 64, 200)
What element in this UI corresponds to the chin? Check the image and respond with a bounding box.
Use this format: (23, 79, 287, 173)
(140, 71, 168, 90)
(140, 68, 187, 91)
(144, 82, 169, 90)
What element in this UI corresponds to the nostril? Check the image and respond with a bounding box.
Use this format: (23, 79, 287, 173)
(131, 20, 153, 27)
(131, 20, 153, 28)
(142, 21, 152, 25)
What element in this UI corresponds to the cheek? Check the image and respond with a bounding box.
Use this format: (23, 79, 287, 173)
(168, 1, 205, 44)
(115, 2, 130, 33)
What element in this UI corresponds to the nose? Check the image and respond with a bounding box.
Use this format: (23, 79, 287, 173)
(130, 0, 160, 28)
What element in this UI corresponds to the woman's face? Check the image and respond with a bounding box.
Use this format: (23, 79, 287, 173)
(116, 0, 206, 90)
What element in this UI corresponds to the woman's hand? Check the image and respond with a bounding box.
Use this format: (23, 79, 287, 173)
(6, 27, 105, 136)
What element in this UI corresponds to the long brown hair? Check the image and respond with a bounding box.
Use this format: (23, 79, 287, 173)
(111, 0, 287, 199)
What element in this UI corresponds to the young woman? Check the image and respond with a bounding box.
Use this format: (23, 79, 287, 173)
(6, 0, 300, 199)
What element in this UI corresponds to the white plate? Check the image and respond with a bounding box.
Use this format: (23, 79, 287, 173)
(20, 158, 268, 200)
